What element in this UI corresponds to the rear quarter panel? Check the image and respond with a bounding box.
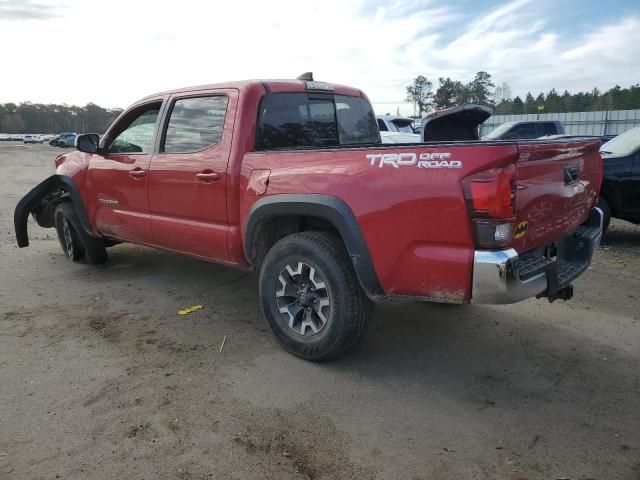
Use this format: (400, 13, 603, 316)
(240, 144, 519, 302)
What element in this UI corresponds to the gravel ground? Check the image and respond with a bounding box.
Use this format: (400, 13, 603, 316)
(0, 143, 639, 480)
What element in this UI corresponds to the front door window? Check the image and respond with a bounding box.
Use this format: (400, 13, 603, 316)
(107, 105, 161, 154)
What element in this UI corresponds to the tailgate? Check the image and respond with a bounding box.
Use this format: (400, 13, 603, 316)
(511, 139, 602, 253)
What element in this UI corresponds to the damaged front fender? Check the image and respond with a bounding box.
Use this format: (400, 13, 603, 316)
(14, 175, 92, 248)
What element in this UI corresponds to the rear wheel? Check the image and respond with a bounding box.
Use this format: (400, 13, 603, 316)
(597, 197, 611, 235)
(259, 231, 372, 361)
(54, 203, 107, 264)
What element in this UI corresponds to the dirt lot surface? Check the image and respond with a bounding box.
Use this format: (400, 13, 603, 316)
(0, 143, 639, 480)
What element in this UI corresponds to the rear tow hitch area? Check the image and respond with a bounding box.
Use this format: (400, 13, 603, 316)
(544, 284, 574, 303)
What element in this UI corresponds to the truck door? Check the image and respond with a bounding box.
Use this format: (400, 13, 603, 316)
(88, 100, 163, 243)
(146, 90, 237, 260)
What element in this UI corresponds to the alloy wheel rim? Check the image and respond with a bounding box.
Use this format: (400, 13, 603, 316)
(62, 218, 74, 259)
(275, 261, 331, 336)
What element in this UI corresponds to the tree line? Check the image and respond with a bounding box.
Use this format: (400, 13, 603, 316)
(406, 72, 640, 116)
(0, 102, 123, 134)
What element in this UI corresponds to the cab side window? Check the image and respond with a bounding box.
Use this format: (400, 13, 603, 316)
(108, 103, 161, 154)
(162, 96, 228, 154)
(510, 124, 537, 139)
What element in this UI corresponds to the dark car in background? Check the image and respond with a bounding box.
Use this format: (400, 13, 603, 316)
(57, 133, 77, 147)
(49, 133, 76, 147)
(482, 120, 565, 140)
(598, 126, 640, 233)
(49, 133, 75, 146)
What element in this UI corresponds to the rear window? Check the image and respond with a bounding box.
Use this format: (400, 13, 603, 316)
(256, 93, 380, 150)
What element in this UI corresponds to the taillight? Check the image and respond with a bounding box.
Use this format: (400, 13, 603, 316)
(463, 164, 516, 248)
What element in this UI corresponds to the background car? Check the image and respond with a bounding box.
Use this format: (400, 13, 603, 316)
(49, 133, 76, 146)
(377, 115, 421, 143)
(482, 120, 565, 140)
(598, 126, 640, 233)
(57, 133, 77, 147)
(23, 134, 43, 144)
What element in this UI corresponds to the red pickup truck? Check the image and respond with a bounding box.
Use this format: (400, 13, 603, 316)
(15, 75, 603, 361)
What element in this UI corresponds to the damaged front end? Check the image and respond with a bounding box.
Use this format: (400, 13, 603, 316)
(14, 175, 91, 248)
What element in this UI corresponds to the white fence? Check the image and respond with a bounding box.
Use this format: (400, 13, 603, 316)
(479, 109, 640, 137)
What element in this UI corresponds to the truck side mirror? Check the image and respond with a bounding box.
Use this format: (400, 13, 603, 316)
(75, 133, 100, 154)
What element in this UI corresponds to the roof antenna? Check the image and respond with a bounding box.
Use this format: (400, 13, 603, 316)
(297, 72, 314, 81)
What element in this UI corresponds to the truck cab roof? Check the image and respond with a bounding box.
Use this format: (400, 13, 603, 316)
(140, 79, 364, 103)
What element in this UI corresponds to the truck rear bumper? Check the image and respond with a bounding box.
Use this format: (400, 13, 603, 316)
(471, 207, 603, 304)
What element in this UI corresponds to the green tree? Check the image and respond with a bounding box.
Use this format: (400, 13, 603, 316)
(512, 96, 524, 114)
(524, 92, 536, 114)
(467, 71, 495, 105)
(433, 77, 467, 109)
(0, 102, 122, 134)
(545, 88, 562, 113)
(406, 75, 434, 116)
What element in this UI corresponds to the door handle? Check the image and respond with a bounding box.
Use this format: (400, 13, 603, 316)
(129, 168, 146, 179)
(196, 171, 221, 182)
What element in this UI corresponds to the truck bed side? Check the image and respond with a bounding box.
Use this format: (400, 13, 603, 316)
(238, 138, 601, 302)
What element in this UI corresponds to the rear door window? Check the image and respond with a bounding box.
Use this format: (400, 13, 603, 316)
(544, 122, 558, 135)
(256, 93, 379, 149)
(534, 123, 556, 137)
(163, 95, 228, 153)
(510, 123, 537, 139)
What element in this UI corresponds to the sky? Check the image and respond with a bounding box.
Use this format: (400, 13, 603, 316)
(1, 0, 639, 115)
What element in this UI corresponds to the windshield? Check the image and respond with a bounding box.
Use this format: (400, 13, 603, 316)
(600, 127, 640, 156)
(391, 120, 415, 134)
(483, 122, 515, 140)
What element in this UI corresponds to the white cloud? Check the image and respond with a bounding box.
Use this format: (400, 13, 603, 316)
(0, 0, 638, 116)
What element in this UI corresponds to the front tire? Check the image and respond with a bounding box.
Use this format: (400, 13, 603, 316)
(259, 231, 372, 361)
(54, 203, 107, 264)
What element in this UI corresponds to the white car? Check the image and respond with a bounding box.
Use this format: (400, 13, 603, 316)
(377, 115, 421, 144)
(23, 135, 43, 144)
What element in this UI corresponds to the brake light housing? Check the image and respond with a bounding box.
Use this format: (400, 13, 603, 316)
(463, 165, 516, 248)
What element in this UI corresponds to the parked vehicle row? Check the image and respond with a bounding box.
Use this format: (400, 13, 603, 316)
(23, 134, 44, 144)
(0, 134, 26, 141)
(15, 74, 603, 361)
(0, 133, 74, 145)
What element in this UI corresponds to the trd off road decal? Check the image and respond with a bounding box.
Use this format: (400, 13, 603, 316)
(513, 221, 529, 239)
(366, 152, 461, 169)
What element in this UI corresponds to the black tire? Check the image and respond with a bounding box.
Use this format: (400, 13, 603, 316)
(54, 203, 107, 265)
(597, 197, 611, 235)
(259, 231, 372, 361)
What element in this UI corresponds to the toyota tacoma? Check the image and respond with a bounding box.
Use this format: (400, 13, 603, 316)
(15, 74, 604, 361)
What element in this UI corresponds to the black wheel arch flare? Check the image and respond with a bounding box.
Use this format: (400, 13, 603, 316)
(244, 194, 384, 297)
(14, 174, 93, 248)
